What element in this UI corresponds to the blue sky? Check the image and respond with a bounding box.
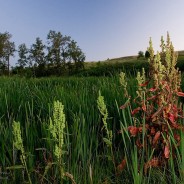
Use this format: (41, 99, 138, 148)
(1, 0, 184, 65)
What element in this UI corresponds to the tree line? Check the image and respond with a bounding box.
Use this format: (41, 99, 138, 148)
(0, 30, 85, 77)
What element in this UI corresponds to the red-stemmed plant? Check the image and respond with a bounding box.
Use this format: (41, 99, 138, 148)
(118, 33, 184, 177)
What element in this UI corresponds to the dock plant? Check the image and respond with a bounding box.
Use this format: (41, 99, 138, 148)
(49, 100, 76, 184)
(97, 91, 116, 174)
(12, 121, 32, 184)
(119, 33, 184, 183)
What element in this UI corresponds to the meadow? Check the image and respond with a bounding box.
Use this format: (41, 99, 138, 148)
(0, 75, 138, 183)
(1, 38, 184, 183)
(0, 73, 184, 183)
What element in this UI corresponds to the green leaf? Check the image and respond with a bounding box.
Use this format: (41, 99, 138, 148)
(6, 165, 25, 170)
(103, 138, 112, 147)
(42, 162, 53, 179)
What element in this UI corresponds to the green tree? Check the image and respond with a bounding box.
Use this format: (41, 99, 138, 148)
(29, 37, 46, 67)
(17, 43, 28, 68)
(137, 51, 144, 59)
(145, 50, 150, 59)
(0, 32, 15, 75)
(47, 30, 71, 73)
(67, 40, 85, 72)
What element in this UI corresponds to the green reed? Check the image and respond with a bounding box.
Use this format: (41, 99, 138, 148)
(0, 74, 184, 183)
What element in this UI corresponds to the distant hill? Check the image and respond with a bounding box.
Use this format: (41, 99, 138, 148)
(178, 50, 184, 56)
(84, 50, 184, 69)
(84, 55, 142, 69)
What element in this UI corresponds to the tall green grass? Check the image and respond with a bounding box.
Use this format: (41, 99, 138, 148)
(0, 76, 135, 183)
(0, 75, 184, 183)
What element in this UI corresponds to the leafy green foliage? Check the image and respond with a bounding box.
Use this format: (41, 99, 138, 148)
(17, 43, 29, 68)
(78, 60, 149, 77)
(137, 51, 144, 58)
(0, 32, 15, 75)
(29, 37, 46, 67)
(145, 50, 150, 59)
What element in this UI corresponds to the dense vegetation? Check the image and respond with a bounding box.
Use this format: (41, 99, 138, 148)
(1, 73, 184, 183)
(2, 33, 184, 183)
(0, 76, 132, 183)
(0, 31, 85, 77)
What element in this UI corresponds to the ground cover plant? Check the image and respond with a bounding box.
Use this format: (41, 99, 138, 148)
(1, 34, 184, 183)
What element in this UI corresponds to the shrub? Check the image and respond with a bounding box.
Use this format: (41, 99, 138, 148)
(77, 61, 149, 77)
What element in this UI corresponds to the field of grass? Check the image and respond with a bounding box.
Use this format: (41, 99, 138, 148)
(0, 76, 137, 183)
(1, 74, 184, 183)
(1, 32, 184, 183)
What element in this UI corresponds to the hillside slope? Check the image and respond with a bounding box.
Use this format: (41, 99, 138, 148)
(84, 50, 184, 69)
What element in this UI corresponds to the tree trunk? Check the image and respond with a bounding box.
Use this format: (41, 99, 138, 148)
(8, 55, 10, 76)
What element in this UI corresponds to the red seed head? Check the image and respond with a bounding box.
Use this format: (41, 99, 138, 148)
(150, 127, 156, 135)
(152, 131, 161, 146)
(164, 145, 170, 159)
(128, 126, 139, 137)
(117, 158, 126, 173)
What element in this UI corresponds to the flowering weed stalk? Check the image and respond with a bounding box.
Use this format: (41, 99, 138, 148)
(49, 100, 76, 184)
(97, 91, 116, 174)
(49, 100, 66, 182)
(12, 121, 32, 184)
